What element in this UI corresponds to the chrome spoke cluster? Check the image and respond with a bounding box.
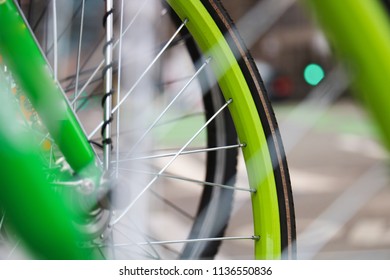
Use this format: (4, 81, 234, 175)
(8, 0, 257, 260)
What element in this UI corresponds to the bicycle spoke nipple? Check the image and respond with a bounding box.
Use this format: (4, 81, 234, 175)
(205, 57, 213, 64)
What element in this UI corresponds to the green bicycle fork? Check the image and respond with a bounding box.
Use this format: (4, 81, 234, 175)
(0, 0, 101, 259)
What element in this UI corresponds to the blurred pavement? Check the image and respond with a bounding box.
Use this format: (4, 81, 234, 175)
(219, 98, 390, 259)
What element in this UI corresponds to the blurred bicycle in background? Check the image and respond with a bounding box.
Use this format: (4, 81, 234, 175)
(223, 0, 390, 259)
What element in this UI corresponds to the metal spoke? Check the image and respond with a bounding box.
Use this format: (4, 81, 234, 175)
(124, 57, 211, 158)
(31, 1, 47, 32)
(115, 0, 125, 178)
(91, 112, 205, 143)
(62, 67, 101, 92)
(111, 225, 160, 260)
(149, 189, 194, 220)
(113, 18, 189, 114)
(110, 99, 232, 226)
(66, 32, 188, 95)
(52, 0, 58, 81)
(71, 61, 104, 107)
(117, 144, 244, 162)
(102, 0, 114, 170)
(6, 240, 21, 259)
(0, 212, 5, 232)
(160, 74, 195, 86)
(112, 220, 162, 259)
(73, 0, 86, 110)
(158, 173, 254, 193)
(97, 246, 107, 260)
(71, 0, 152, 106)
(88, 19, 189, 140)
(114, 236, 259, 247)
(119, 167, 254, 193)
(43, 0, 86, 56)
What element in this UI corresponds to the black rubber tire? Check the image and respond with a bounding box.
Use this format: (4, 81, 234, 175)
(186, 0, 297, 259)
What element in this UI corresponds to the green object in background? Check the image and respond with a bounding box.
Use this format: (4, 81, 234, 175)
(305, 0, 390, 152)
(304, 63, 325, 86)
(0, 66, 94, 260)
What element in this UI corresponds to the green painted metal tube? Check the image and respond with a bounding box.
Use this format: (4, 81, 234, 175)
(305, 0, 390, 151)
(0, 66, 95, 259)
(0, 136, 96, 259)
(0, 0, 100, 259)
(0, 0, 95, 173)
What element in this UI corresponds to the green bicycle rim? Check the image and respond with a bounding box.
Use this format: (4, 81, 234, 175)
(168, 0, 293, 259)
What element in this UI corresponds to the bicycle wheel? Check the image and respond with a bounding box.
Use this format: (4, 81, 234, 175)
(167, 0, 296, 259)
(0, 0, 295, 259)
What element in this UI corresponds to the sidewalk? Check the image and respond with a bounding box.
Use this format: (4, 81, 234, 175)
(219, 98, 390, 259)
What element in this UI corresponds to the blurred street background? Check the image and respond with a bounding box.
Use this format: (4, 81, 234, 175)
(219, 0, 390, 259)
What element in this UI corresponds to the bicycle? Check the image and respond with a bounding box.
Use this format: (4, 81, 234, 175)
(0, 0, 389, 260)
(0, 0, 296, 260)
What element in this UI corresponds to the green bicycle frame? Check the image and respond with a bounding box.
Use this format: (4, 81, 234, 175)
(0, 0, 96, 171)
(0, 0, 100, 259)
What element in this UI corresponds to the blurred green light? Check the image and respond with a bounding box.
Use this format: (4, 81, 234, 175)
(304, 63, 325, 86)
